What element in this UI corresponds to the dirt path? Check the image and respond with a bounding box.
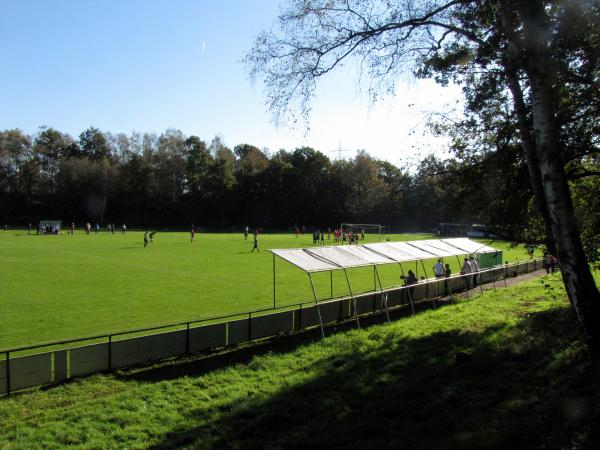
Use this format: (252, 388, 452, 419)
(460, 268, 550, 298)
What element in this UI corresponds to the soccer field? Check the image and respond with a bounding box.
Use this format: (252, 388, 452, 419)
(0, 230, 531, 350)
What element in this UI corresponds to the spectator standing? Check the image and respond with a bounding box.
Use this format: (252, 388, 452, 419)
(461, 257, 473, 290)
(433, 259, 444, 278)
(444, 263, 452, 295)
(469, 256, 480, 287)
(403, 270, 418, 304)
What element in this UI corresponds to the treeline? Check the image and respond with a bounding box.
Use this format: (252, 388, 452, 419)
(1, 124, 598, 261)
(0, 126, 525, 231)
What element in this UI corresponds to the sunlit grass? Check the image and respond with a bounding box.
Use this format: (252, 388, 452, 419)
(0, 230, 532, 349)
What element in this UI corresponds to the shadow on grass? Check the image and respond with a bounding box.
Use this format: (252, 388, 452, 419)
(140, 305, 600, 450)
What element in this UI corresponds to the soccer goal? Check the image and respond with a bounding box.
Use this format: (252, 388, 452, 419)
(38, 220, 62, 234)
(340, 223, 389, 241)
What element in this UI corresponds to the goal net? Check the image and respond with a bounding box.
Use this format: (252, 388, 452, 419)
(38, 220, 62, 234)
(340, 223, 389, 241)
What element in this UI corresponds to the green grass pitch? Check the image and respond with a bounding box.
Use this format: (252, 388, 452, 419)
(0, 229, 532, 350)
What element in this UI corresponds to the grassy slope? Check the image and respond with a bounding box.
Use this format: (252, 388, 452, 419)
(0, 230, 531, 349)
(1, 272, 599, 449)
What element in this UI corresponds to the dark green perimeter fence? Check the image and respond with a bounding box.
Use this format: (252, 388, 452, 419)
(0, 259, 544, 396)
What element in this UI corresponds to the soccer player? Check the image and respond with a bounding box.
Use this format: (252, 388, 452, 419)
(191, 226, 195, 243)
(149, 231, 156, 243)
(144, 231, 149, 247)
(251, 231, 259, 252)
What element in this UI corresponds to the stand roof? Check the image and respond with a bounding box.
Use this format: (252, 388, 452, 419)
(269, 238, 498, 273)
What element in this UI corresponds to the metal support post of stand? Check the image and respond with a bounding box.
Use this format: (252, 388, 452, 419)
(307, 273, 326, 340)
(374, 266, 390, 323)
(343, 268, 360, 329)
(330, 270, 333, 299)
(420, 259, 431, 304)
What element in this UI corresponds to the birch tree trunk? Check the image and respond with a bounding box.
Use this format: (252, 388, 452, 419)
(517, 0, 600, 346)
(505, 70, 557, 254)
(499, 2, 556, 253)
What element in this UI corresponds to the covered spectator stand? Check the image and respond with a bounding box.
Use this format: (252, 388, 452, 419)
(268, 238, 501, 338)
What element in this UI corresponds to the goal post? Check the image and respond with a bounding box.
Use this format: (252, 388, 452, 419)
(340, 223, 389, 241)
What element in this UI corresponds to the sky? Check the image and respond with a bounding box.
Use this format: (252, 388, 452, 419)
(0, 0, 463, 166)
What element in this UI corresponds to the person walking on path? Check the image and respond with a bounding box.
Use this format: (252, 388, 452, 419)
(544, 252, 552, 274)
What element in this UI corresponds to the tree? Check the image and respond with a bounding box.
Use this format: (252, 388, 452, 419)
(0, 129, 32, 216)
(56, 157, 117, 222)
(79, 127, 111, 161)
(185, 136, 213, 195)
(0, 129, 31, 194)
(508, 0, 600, 341)
(246, 0, 600, 346)
(338, 150, 388, 223)
(33, 127, 79, 194)
(155, 129, 187, 204)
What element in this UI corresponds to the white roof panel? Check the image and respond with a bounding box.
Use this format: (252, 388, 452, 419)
(441, 238, 497, 254)
(362, 242, 428, 262)
(305, 247, 371, 267)
(270, 238, 498, 272)
(337, 245, 396, 265)
(406, 240, 458, 257)
(270, 249, 338, 272)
